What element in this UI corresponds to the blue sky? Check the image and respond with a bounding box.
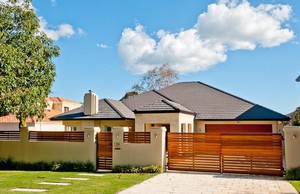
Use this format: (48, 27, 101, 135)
(31, 0, 300, 114)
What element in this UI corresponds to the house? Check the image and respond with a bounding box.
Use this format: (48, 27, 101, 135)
(0, 97, 81, 131)
(51, 82, 289, 133)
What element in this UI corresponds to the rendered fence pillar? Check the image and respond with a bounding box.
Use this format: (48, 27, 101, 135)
(84, 127, 100, 169)
(284, 126, 300, 170)
(150, 127, 167, 171)
(112, 127, 166, 171)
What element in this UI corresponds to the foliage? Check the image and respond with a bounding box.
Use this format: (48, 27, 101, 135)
(132, 64, 179, 93)
(112, 165, 161, 173)
(293, 107, 300, 126)
(286, 167, 300, 180)
(120, 91, 138, 100)
(0, 158, 94, 172)
(0, 171, 156, 194)
(0, 0, 59, 127)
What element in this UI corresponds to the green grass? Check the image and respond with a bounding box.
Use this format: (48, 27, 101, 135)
(0, 171, 156, 194)
(290, 181, 300, 193)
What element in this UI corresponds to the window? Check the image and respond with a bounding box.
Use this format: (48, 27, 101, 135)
(106, 126, 112, 132)
(65, 126, 77, 131)
(64, 107, 69, 112)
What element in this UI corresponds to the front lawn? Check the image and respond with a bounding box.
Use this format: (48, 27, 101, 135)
(0, 171, 156, 194)
(291, 181, 300, 193)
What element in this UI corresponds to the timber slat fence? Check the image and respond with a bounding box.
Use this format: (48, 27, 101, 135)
(97, 132, 112, 170)
(29, 131, 84, 142)
(123, 132, 151, 143)
(0, 131, 20, 141)
(168, 133, 282, 176)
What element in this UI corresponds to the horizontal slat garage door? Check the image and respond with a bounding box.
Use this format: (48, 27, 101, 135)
(205, 124, 272, 133)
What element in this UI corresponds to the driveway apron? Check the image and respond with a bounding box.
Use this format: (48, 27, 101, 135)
(118, 171, 298, 194)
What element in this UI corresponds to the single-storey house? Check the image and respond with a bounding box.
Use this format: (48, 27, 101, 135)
(51, 82, 289, 133)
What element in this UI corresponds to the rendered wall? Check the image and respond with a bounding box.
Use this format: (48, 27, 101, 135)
(284, 126, 300, 170)
(0, 127, 99, 168)
(195, 120, 281, 133)
(63, 120, 134, 132)
(135, 113, 194, 133)
(112, 127, 166, 170)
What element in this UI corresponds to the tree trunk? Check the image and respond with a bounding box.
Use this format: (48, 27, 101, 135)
(19, 117, 27, 129)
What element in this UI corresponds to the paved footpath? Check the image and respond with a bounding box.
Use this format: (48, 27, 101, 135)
(119, 171, 298, 194)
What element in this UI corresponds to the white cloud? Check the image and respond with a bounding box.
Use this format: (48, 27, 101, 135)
(118, 0, 294, 74)
(118, 25, 226, 74)
(196, 1, 293, 49)
(39, 17, 75, 41)
(1, 0, 80, 41)
(96, 43, 111, 48)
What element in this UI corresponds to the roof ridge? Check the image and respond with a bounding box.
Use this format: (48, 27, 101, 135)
(104, 99, 125, 118)
(152, 90, 174, 102)
(161, 99, 179, 111)
(195, 81, 256, 105)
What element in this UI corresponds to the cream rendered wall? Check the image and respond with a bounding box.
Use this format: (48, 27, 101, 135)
(195, 120, 282, 133)
(63, 120, 134, 132)
(179, 113, 195, 133)
(29, 121, 65, 131)
(0, 127, 99, 168)
(112, 127, 166, 170)
(135, 113, 195, 132)
(96, 120, 134, 132)
(284, 126, 300, 170)
(62, 120, 96, 131)
(135, 113, 179, 132)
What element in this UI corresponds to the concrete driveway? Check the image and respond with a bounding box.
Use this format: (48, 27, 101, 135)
(119, 171, 298, 194)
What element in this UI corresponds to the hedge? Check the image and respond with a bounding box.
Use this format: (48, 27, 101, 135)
(0, 158, 94, 172)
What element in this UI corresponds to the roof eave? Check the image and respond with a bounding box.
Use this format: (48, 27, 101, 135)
(51, 117, 135, 121)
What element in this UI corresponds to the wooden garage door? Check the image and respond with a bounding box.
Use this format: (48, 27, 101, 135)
(206, 124, 272, 133)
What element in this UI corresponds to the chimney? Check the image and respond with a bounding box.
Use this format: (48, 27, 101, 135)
(84, 90, 99, 115)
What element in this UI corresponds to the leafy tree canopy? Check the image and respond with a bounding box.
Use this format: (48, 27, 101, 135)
(0, 0, 59, 127)
(293, 107, 300, 126)
(132, 64, 179, 93)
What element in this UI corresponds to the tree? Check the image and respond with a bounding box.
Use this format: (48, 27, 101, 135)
(293, 107, 300, 126)
(0, 0, 60, 128)
(132, 64, 179, 93)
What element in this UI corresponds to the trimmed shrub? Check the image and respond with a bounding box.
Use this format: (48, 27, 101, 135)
(112, 165, 161, 173)
(0, 158, 94, 172)
(286, 167, 300, 180)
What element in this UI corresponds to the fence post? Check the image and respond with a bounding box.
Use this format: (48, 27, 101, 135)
(150, 127, 166, 172)
(283, 126, 300, 170)
(84, 127, 100, 170)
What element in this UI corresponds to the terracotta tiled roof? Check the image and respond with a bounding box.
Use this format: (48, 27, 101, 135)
(0, 97, 80, 123)
(47, 97, 80, 104)
(0, 114, 34, 123)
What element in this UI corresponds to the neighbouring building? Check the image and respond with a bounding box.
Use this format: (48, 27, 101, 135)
(0, 97, 81, 131)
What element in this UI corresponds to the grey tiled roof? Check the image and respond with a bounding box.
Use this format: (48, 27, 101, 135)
(156, 82, 289, 120)
(134, 99, 194, 114)
(52, 81, 289, 121)
(51, 99, 134, 120)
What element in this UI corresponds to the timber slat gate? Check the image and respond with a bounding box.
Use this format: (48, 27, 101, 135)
(168, 133, 283, 176)
(97, 132, 112, 170)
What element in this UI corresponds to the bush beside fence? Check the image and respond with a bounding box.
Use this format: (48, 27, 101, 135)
(0, 158, 94, 172)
